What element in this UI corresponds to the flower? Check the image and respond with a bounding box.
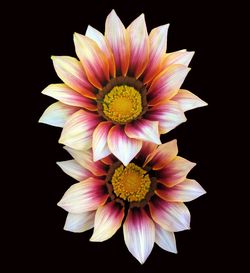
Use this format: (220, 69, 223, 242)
(57, 139, 206, 264)
(39, 10, 207, 166)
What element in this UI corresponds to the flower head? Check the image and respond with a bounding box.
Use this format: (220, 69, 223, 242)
(57, 140, 206, 264)
(39, 10, 207, 166)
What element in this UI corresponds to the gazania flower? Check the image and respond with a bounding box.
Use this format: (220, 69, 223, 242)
(57, 139, 206, 264)
(39, 10, 207, 166)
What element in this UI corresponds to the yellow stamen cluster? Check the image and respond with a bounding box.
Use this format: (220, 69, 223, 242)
(111, 163, 151, 202)
(103, 85, 142, 123)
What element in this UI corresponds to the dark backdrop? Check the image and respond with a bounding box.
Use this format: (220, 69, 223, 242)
(5, 0, 239, 272)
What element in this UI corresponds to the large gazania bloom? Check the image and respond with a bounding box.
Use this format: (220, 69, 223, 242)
(57, 140, 205, 263)
(39, 10, 207, 166)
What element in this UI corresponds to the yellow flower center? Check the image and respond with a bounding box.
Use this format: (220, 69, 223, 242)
(111, 163, 151, 202)
(103, 85, 142, 123)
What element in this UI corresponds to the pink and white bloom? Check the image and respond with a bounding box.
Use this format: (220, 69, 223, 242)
(57, 140, 206, 264)
(39, 10, 207, 166)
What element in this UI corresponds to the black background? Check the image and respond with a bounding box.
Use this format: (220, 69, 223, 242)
(4, 0, 242, 272)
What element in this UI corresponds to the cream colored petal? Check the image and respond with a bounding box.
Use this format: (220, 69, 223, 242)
(90, 201, 124, 242)
(56, 160, 92, 181)
(64, 211, 95, 233)
(39, 102, 78, 128)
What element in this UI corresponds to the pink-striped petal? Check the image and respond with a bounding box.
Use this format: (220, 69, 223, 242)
(157, 156, 196, 187)
(86, 25, 116, 77)
(144, 139, 178, 170)
(123, 208, 155, 264)
(39, 102, 79, 128)
(56, 160, 93, 181)
(57, 178, 108, 213)
(142, 24, 169, 84)
(155, 223, 177, 253)
(59, 109, 101, 150)
(147, 64, 191, 106)
(149, 196, 190, 232)
(64, 211, 95, 233)
(136, 141, 158, 166)
(42, 83, 97, 111)
(156, 179, 206, 202)
(127, 14, 149, 78)
(162, 50, 194, 69)
(64, 146, 107, 176)
(101, 154, 117, 166)
(105, 10, 130, 76)
(172, 89, 208, 112)
(107, 125, 142, 166)
(145, 100, 187, 134)
(125, 119, 161, 145)
(74, 33, 110, 90)
(92, 121, 113, 162)
(90, 201, 124, 242)
(51, 56, 96, 99)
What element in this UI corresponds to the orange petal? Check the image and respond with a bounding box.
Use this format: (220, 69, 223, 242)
(74, 33, 110, 90)
(51, 56, 96, 99)
(127, 14, 149, 78)
(86, 25, 116, 77)
(147, 64, 191, 106)
(142, 24, 169, 84)
(143, 139, 178, 170)
(105, 10, 130, 76)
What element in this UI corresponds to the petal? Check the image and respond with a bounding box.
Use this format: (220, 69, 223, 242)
(145, 100, 187, 134)
(56, 160, 93, 181)
(86, 25, 116, 77)
(51, 56, 96, 99)
(155, 223, 177, 253)
(74, 33, 110, 90)
(143, 24, 169, 84)
(107, 125, 142, 166)
(136, 141, 158, 166)
(39, 102, 78, 128)
(171, 89, 208, 112)
(64, 211, 95, 233)
(57, 178, 108, 213)
(90, 201, 124, 242)
(157, 156, 196, 187)
(123, 208, 155, 264)
(125, 119, 161, 145)
(147, 64, 191, 106)
(162, 50, 194, 68)
(59, 109, 101, 150)
(144, 139, 178, 170)
(101, 154, 117, 166)
(127, 14, 149, 78)
(149, 196, 190, 232)
(42, 83, 97, 111)
(156, 179, 206, 202)
(92, 121, 113, 162)
(64, 146, 107, 176)
(105, 10, 130, 76)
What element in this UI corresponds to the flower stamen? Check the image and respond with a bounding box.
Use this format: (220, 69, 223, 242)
(111, 163, 151, 202)
(102, 85, 142, 123)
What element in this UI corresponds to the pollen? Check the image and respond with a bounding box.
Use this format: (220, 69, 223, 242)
(103, 85, 142, 123)
(111, 163, 151, 202)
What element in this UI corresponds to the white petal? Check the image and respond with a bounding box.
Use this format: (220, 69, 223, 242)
(57, 178, 108, 213)
(155, 223, 177, 253)
(64, 211, 95, 233)
(123, 209, 155, 264)
(90, 201, 124, 242)
(39, 102, 78, 127)
(107, 125, 142, 166)
(56, 160, 92, 181)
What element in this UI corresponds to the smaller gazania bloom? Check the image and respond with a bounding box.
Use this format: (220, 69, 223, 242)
(39, 10, 207, 166)
(57, 140, 206, 264)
